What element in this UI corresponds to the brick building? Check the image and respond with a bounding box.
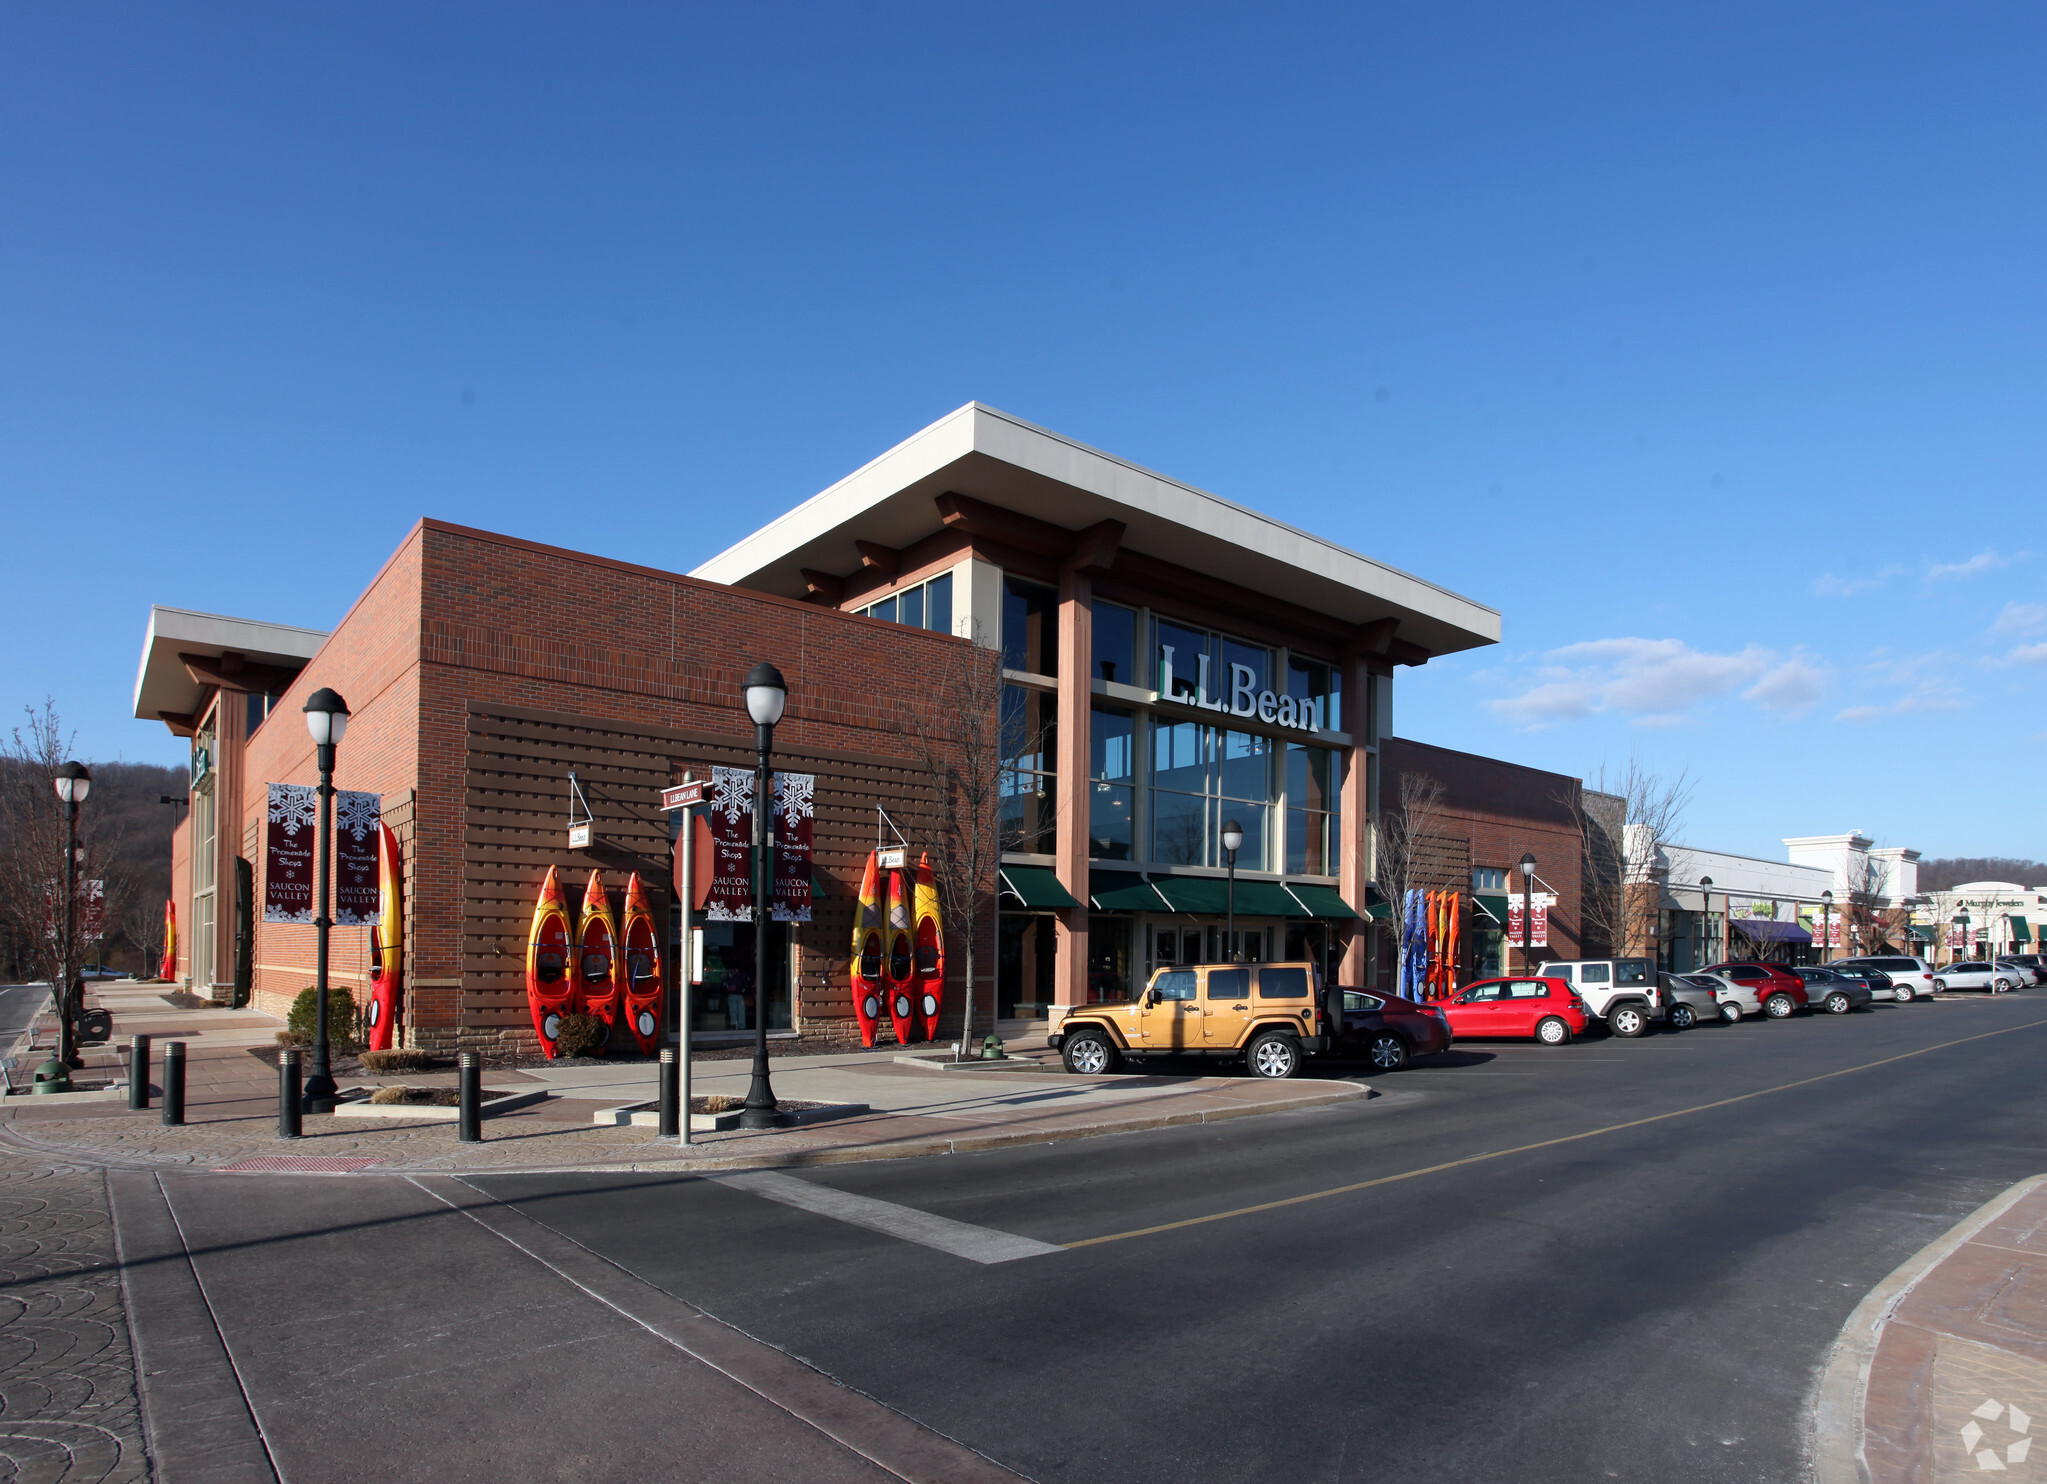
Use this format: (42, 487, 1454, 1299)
(138, 404, 1503, 1051)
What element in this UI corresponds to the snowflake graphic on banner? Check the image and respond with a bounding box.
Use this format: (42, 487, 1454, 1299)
(775, 771, 814, 822)
(336, 790, 382, 842)
(711, 766, 752, 823)
(269, 784, 317, 836)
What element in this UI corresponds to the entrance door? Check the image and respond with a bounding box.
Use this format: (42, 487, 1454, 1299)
(1136, 967, 1200, 1050)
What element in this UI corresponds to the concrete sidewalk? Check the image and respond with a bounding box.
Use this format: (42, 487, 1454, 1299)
(0, 985, 1369, 1175)
(1815, 1174, 2047, 1482)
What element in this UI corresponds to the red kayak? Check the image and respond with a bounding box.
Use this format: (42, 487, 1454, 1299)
(620, 872, 663, 1056)
(885, 866, 917, 1044)
(850, 850, 884, 1047)
(365, 821, 403, 1051)
(913, 853, 946, 1043)
(578, 869, 622, 1044)
(526, 867, 574, 1058)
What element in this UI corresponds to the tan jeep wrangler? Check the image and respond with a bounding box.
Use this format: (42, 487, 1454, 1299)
(1046, 962, 1330, 1079)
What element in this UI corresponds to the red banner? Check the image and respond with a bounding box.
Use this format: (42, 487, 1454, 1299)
(771, 772, 814, 923)
(334, 790, 382, 926)
(1504, 896, 1550, 949)
(265, 783, 316, 923)
(703, 766, 756, 922)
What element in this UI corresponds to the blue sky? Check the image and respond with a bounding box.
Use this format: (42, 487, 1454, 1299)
(3, 2, 2040, 861)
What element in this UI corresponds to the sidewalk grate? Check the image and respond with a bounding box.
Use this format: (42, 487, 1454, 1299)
(211, 1156, 383, 1175)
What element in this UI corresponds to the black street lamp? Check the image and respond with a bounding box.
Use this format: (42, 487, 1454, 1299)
(739, 661, 788, 1131)
(1699, 875, 1715, 967)
(301, 688, 350, 1114)
(1954, 908, 1970, 965)
(52, 762, 92, 1071)
(1519, 852, 1537, 970)
(1221, 818, 1244, 962)
(1820, 890, 1833, 965)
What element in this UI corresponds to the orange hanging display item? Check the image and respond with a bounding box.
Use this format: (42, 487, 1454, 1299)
(913, 853, 946, 1042)
(1443, 891, 1462, 996)
(365, 822, 402, 1052)
(619, 872, 663, 1056)
(577, 869, 622, 1042)
(159, 900, 177, 982)
(885, 866, 916, 1045)
(849, 851, 885, 1047)
(526, 868, 574, 1058)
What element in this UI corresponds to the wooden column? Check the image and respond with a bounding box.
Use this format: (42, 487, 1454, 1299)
(1052, 569, 1093, 1009)
(1337, 652, 1376, 985)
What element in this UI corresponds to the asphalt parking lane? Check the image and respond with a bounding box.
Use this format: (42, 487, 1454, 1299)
(471, 996, 2047, 1484)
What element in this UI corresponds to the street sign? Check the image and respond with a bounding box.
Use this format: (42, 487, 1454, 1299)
(567, 823, 592, 849)
(877, 847, 906, 871)
(660, 780, 710, 812)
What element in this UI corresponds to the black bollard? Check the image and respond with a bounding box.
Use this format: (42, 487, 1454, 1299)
(161, 1041, 185, 1127)
(128, 1035, 151, 1111)
(457, 1052, 481, 1143)
(658, 1047, 679, 1137)
(278, 1048, 302, 1140)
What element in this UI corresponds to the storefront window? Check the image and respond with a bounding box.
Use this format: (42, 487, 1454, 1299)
(1089, 706, 1135, 860)
(1286, 655, 1342, 733)
(1286, 742, 1338, 875)
(1153, 617, 1210, 704)
(192, 718, 217, 987)
(1000, 684, 1057, 853)
(1147, 721, 1272, 869)
(688, 921, 792, 1033)
(999, 914, 1056, 1016)
(1002, 577, 1058, 676)
(1089, 916, 1132, 1002)
(1093, 601, 1136, 685)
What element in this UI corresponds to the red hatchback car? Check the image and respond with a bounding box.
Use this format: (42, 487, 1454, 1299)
(1701, 962, 1810, 1017)
(1439, 975, 1590, 1045)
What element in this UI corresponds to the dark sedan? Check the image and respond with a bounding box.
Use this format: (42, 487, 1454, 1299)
(1792, 966, 1875, 1014)
(1328, 987, 1453, 1072)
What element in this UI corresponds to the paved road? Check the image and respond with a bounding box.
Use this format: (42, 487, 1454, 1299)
(0, 984, 55, 1058)
(120, 993, 2047, 1482)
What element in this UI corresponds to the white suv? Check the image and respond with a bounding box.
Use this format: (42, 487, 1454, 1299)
(1535, 958, 1661, 1036)
(1832, 955, 1940, 1003)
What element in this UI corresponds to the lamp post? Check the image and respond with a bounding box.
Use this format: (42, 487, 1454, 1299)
(739, 661, 788, 1131)
(52, 762, 92, 1071)
(1221, 818, 1244, 962)
(1820, 890, 1833, 966)
(300, 688, 350, 1114)
(1519, 852, 1537, 971)
(1699, 876, 1715, 968)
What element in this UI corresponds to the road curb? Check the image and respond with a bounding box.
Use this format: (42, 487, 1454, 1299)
(0, 1080, 1371, 1177)
(1808, 1171, 2047, 1484)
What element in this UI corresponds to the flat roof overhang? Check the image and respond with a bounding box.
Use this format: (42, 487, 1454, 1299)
(133, 606, 329, 733)
(691, 403, 1501, 661)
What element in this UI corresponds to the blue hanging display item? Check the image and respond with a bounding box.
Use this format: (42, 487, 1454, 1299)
(1400, 889, 1430, 998)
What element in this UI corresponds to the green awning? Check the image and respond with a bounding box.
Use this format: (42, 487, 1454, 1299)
(1090, 871, 1168, 913)
(2013, 916, 2032, 944)
(998, 865, 1080, 910)
(1288, 883, 1363, 920)
(1908, 924, 1934, 943)
(1151, 875, 1231, 914)
(1232, 881, 1314, 918)
(1363, 885, 1391, 922)
(1474, 894, 1510, 926)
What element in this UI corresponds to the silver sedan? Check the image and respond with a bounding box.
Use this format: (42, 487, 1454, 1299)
(1932, 961, 2023, 993)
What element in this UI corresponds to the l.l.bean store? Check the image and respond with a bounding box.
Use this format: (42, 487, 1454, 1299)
(140, 403, 1499, 1053)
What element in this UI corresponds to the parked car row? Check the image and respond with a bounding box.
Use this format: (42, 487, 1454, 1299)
(1047, 948, 2016, 1080)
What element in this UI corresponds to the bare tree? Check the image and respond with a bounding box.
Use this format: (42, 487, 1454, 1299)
(1374, 771, 1448, 989)
(1569, 756, 1692, 961)
(916, 625, 1008, 1058)
(0, 702, 123, 1050)
(1841, 849, 1895, 956)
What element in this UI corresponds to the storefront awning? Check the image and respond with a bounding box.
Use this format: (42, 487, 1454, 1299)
(1234, 881, 1314, 918)
(999, 865, 1079, 910)
(1090, 872, 1168, 913)
(1288, 883, 1364, 920)
(2012, 916, 2032, 944)
(1151, 876, 1230, 914)
(1733, 918, 1812, 944)
(1473, 894, 1510, 926)
(1908, 924, 1934, 943)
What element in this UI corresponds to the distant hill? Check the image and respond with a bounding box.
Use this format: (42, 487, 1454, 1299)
(1916, 857, 2047, 892)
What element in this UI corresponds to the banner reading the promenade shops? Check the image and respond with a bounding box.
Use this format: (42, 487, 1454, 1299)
(771, 771, 815, 923)
(703, 766, 756, 922)
(333, 790, 383, 926)
(266, 783, 317, 922)
(1504, 893, 1552, 949)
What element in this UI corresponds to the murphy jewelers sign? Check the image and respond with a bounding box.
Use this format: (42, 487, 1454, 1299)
(266, 783, 382, 925)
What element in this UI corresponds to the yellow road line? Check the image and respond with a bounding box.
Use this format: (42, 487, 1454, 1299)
(1062, 1015, 2047, 1251)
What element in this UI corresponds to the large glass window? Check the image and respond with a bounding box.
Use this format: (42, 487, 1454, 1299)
(1153, 617, 1212, 705)
(1002, 577, 1059, 676)
(1093, 602, 1136, 685)
(1089, 706, 1136, 860)
(689, 921, 792, 1033)
(1286, 655, 1342, 733)
(192, 720, 217, 987)
(860, 571, 954, 635)
(1000, 684, 1057, 854)
(1147, 720, 1273, 868)
(1286, 743, 1339, 876)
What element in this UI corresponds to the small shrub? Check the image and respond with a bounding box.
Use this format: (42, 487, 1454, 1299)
(274, 1030, 310, 1047)
(361, 1049, 434, 1074)
(286, 986, 361, 1053)
(366, 1085, 507, 1106)
(691, 1094, 741, 1113)
(551, 1013, 608, 1059)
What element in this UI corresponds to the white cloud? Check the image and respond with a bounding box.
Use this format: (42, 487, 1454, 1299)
(1814, 567, 1899, 597)
(1992, 602, 2047, 638)
(1744, 658, 1831, 716)
(1487, 638, 1780, 729)
(2005, 643, 2047, 666)
(1928, 550, 2016, 581)
(1836, 684, 1968, 723)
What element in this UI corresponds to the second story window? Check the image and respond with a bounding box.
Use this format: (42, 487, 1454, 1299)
(860, 571, 954, 635)
(1002, 577, 1059, 676)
